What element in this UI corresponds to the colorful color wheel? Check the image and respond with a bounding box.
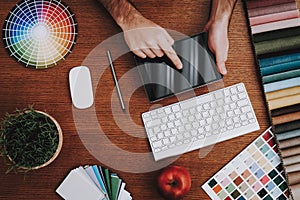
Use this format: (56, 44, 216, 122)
(2, 0, 77, 69)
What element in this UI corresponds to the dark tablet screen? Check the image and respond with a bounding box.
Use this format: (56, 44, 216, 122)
(135, 32, 223, 102)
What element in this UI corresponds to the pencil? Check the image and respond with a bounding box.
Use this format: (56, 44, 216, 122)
(106, 50, 126, 111)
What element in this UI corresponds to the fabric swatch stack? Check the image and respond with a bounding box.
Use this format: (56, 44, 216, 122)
(243, 0, 300, 199)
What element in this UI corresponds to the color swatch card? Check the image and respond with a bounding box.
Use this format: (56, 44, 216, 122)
(56, 165, 132, 200)
(202, 128, 291, 200)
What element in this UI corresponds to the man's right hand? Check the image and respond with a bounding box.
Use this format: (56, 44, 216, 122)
(99, 0, 182, 69)
(121, 15, 183, 70)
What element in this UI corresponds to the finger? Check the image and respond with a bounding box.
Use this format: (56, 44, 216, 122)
(132, 49, 147, 59)
(207, 39, 228, 75)
(151, 45, 164, 57)
(159, 41, 182, 69)
(216, 61, 227, 75)
(141, 48, 156, 59)
(215, 52, 228, 75)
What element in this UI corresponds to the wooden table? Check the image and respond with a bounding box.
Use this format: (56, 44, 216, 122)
(0, 0, 293, 199)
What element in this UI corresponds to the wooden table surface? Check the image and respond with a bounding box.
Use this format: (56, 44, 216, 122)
(0, 0, 294, 199)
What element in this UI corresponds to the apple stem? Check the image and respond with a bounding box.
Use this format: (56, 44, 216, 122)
(169, 180, 177, 187)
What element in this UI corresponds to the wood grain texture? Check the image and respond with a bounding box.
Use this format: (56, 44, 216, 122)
(0, 0, 285, 199)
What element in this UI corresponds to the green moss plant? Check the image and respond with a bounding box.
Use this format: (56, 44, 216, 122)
(0, 107, 59, 173)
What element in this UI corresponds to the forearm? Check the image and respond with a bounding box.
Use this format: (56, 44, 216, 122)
(208, 0, 238, 26)
(98, 0, 141, 30)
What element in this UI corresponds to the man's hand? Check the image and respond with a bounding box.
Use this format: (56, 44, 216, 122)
(99, 0, 182, 69)
(203, 20, 229, 75)
(203, 0, 238, 76)
(121, 16, 183, 69)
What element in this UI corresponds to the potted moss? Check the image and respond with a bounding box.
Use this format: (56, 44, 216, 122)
(0, 107, 63, 173)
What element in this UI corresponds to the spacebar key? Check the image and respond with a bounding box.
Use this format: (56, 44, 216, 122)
(180, 93, 213, 110)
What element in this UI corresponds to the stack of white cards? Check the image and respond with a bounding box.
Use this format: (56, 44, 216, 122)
(56, 165, 132, 200)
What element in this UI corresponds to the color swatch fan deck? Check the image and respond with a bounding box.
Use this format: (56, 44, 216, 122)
(2, 0, 77, 69)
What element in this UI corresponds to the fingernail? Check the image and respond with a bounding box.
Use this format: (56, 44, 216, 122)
(221, 65, 227, 75)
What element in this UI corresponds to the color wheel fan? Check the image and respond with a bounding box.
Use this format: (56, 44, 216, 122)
(2, 0, 77, 69)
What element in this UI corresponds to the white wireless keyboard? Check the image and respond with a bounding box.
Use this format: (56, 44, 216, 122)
(142, 83, 260, 161)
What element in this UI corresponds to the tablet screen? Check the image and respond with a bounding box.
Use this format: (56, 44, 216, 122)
(135, 32, 222, 102)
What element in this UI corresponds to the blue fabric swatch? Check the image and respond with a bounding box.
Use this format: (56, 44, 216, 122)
(261, 60, 300, 76)
(263, 69, 300, 83)
(264, 77, 300, 92)
(259, 52, 300, 68)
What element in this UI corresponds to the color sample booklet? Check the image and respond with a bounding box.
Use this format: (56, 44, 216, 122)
(202, 128, 291, 200)
(56, 165, 132, 200)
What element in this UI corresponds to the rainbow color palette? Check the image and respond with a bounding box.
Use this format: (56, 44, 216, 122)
(202, 128, 291, 200)
(2, 0, 77, 69)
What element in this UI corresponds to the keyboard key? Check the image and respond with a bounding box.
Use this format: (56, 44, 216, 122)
(238, 92, 246, 99)
(171, 129, 178, 135)
(153, 140, 162, 148)
(154, 126, 161, 132)
(163, 138, 170, 145)
(161, 124, 167, 131)
(231, 94, 238, 102)
(164, 130, 171, 137)
(169, 114, 175, 121)
(170, 136, 176, 143)
(175, 112, 182, 119)
(188, 116, 195, 122)
(165, 107, 171, 114)
(174, 120, 181, 126)
(214, 91, 225, 99)
(146, 119, 161, 128)
(172, 105, 180, 112)
(167, 122, 174, 129)
(237, 99, 248, 107)
(241, 106, 251, 113)
(157, 132, 164, 139)
(230, 87, 237, 94)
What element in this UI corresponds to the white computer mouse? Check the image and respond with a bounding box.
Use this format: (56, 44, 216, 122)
(69, 66, 94, 109)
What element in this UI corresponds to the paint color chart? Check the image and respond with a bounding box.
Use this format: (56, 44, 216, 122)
(244, 0, 300, 198)
(2, 0, 77, 69)
(202, 128, 290, 200)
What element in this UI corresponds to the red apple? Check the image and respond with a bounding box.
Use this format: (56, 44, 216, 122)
(157, 165, 191, 200)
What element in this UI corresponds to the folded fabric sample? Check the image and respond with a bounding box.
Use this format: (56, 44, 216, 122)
(290, 183, 300, 198)
(283, 154, 300, 166)
(281, 145, 300, 157)
(272, 104, 300, 116)
(268, 94, 300, 110)
(260, 60, 300, 76)
(272, 111, 300, 125)
(276, 129, 300, 141)
(254, 34, 300, 55)
(251, 18, 300, 34)
(264, 77, 300, 93)
(287, 171, 300, 185)
(250, 10, 299, 26)
(246, 0, 295, 10)
(248, 2, 297, 17)
(266, 86, 300, 100)
(286, 163, 300, 173)
(278, 134, 300, 149)
(259, 52, 300, 67)
(263, 70, 300, 83)
(254, 26, 300, 43)
(275, 120, 300, 134)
